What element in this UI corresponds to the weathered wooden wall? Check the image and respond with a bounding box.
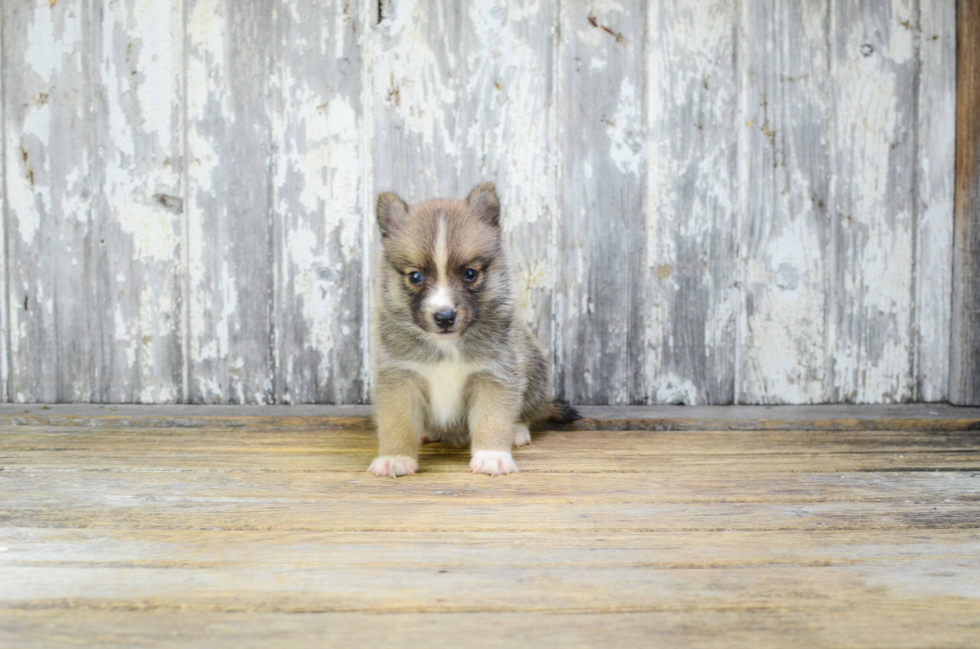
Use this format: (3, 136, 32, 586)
(951, 0, 980, 406)
(0, 0, 960, 405)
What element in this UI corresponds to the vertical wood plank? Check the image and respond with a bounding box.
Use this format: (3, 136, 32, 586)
(92, 0, 184, 402)
(951, 0, 980, 405)
(372, 0, 462, 202)
(831, 0, 918, 403)
(273, 0, 366, 403)
(557, 0, 646, 404)
(0, 15, 7, 401)
(737, 0, 833, 404)
(185, 0, 276, 403)
(644, 0, 738, 405)
(914, 0, 955, 401)
(372, 0, 558, 367)
(3, 0, 98, 402)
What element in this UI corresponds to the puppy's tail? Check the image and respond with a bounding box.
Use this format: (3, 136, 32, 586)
(547, 398, 582, 424)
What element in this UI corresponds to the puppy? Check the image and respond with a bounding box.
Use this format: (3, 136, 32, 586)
(367, 182, 580, 477)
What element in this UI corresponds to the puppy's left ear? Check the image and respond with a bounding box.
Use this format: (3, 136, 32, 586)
(466, 182, 500, 228)
(377, 192, 410, 238)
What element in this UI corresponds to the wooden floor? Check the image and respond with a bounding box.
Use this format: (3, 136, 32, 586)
(2, 405, 980, 648)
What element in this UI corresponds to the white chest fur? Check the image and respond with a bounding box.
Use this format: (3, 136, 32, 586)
(413, 357, 475, 427)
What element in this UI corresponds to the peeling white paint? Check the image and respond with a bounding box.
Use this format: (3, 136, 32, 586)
(0, 0, 958, 405)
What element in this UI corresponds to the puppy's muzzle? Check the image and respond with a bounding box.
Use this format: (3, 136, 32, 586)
(433, 309, 456, 329)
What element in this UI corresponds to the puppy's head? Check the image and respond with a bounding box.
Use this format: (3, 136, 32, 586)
(377, 182, 504, 340)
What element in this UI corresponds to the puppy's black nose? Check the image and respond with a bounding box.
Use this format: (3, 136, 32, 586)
(433, 309, 456, 328)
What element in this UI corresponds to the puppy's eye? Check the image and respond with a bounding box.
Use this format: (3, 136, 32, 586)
(407, 271, 424, 286)
(462, 268, 479, 283)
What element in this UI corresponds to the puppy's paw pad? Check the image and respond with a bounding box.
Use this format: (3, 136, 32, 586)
(367, 456, 418, 478)
(470, 451, 518, 476)
(420, 435, 432, 444)
(513, 424, 532, 447)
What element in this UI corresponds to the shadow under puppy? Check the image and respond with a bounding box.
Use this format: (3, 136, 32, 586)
(369, 182, 580, 477)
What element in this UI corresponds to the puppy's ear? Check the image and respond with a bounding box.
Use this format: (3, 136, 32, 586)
(377, 192, 409, 238)
(466, 182, 500, 228)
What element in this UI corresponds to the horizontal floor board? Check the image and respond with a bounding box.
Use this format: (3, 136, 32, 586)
(3, 470, 978, 505)
(2, 404, 979, 431)
(3, 605, 980, 649)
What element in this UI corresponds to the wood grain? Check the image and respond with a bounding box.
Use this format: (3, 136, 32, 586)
(556, 0, 646, 404)
(94, 0, 185, 402)
(738, 0, 833, 404)
(272, 0, 367, 404)
(951, 0, 980, 405)
(644, 0, 738, 405)
(831, 0, 918, 403)
(1, 409, 979, 646)
(915, 0, 956, 401)
(185, 0, 277, 403)
(0, 16, 6, 402)
(3, 0, 100, 401)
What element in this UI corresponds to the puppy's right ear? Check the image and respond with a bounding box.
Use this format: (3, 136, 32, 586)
(377, 192, 409, 238)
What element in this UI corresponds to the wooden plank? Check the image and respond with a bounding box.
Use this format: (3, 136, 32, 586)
(737, 0, 832, 403)
(831, 0, 918, 403)
(0, 13, 6, 402)
(2, 0, 98, 402)
(371, 1, 558, 355)
(644, 0, 738, 405)
(951, 0, 980, 405)
(92, 0, 184, 402)
(2, 403, 980, 431)
(5, 465, 980, 506)
(272, 0, 367, 404)
(3, 426, 979, 476)
(556, 0, 646, 404)
(372, 0, 462, 201)
(4, 607, 980, 649)
(914, 0, 956, 401)
(185, 0, 276, 403)
(6, 527, 979, 567)
(3, 553, 980, 611)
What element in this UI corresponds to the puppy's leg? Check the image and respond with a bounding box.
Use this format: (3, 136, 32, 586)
(468, 378, 521, 476)
(513, 422, 532, 447)
(368, 375, 424, 478)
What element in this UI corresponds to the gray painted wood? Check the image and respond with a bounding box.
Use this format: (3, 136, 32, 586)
(185, 0, 277, 403)
(0, 0, 165, 402)
(4, 0, 92, 402)
(273, 0, 367, 404)
(950, 0, 980, 405)
(738, 0, 833, 404)
(93, 0, 185, 402)
(0, 0, 963, 405)
(644, 0, 738, 406)
(557, 0, 646, 405)
(915, 0, 955, 401)
(831, 0, 918, 403)
(0, 19, 6, 402)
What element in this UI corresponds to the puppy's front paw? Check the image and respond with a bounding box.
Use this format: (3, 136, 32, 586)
(367, 456, 418, 478)
(513, 424, 532, 447)
(470, 451, 518, 476)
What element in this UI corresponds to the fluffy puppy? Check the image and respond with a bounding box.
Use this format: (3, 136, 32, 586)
(368, 182, 579, 477)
